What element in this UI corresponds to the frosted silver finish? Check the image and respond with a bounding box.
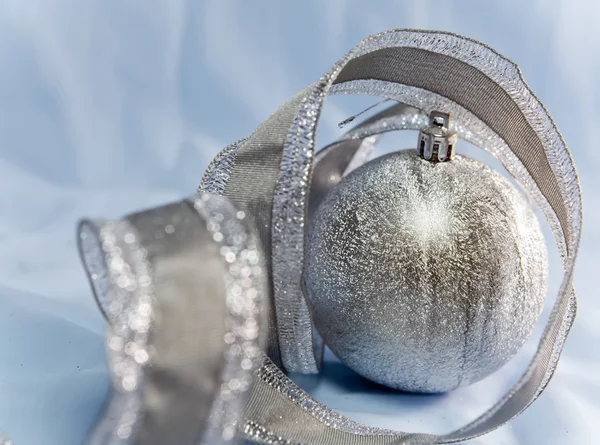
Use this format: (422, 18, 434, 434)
(305, 150, 548, 393)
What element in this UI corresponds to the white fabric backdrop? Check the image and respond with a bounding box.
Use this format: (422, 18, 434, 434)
(0, 1, 598, 444)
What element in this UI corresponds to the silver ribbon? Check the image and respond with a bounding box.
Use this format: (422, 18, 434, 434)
(200, 29, 581, 444)
(80, 29, 581, 445)
(78, 194, 268, 445)
(200, 103, 428, 374)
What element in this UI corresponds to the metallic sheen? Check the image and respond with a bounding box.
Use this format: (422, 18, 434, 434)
(305, 150, 548, 393)
(79, 194, 268, 445)
(192, 194, 268, 444)
(417, 110, 457, 162)
(198, 29, 581, 443)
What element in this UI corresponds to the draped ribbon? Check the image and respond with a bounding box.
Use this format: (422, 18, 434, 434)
(80, 29, 581, 445)
(202, 29, 582, 444)
(78, 195, 268, 445)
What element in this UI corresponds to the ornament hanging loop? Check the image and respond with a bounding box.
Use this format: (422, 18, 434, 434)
(418, 111, 457, 162)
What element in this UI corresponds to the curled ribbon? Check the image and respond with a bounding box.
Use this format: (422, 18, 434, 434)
(80, 29, 581, 444)
(79, 195, 268, 445)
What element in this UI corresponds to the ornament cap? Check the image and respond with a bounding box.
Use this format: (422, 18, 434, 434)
(418, 111, 458, 162)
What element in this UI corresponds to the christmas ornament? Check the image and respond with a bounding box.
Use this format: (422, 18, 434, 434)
(305, 113, 548, 392)
(80, 29, 582, 445)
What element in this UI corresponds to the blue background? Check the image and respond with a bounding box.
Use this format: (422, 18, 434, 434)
(0, 1, 598, 444)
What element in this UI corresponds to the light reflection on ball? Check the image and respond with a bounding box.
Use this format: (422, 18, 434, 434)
(305, 150, 548, 393)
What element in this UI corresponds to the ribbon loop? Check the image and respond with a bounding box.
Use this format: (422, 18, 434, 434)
(80, 29, 582, 445)
(202, 29, 581, 444)
(79, 194, 268, 445)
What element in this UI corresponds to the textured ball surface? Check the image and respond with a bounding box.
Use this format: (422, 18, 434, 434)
(305, 150, 548, 393)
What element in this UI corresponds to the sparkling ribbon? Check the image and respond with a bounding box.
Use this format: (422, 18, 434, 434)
(79, 195, 268, 445)
(80, 29, 581, 445)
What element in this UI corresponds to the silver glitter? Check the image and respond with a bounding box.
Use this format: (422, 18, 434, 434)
(192, 193, 268, 445)
(199, 137, 247, 195)
(198, 29, 581, 443)
(330, 80, 570, 259)
(242, 421, 298, 445)
(305, 151, 548, 392)
(80, 194, 268, 445)
(255, 358, 398, 436)
(83, 219, 154, 445)
(268, 30, 579, 378)
(78, 219, 114, 321)
(343, 111, 429, 143)
(241, 357, 416, 443)
(344, 30, 581, 259)
(200, 31, 581, 382)
(271, 84, 329, 374)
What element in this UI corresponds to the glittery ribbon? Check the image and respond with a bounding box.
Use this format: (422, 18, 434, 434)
(200, 29, 581, 444)
(78, 194, 268, 445)
(80, 29, 581, 445)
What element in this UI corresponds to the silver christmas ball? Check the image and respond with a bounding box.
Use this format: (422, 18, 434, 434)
(305, 150, 548, 393)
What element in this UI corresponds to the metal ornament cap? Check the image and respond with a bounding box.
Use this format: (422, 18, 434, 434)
(305, 149, 549, 393)
(418, 111, 457, 162)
